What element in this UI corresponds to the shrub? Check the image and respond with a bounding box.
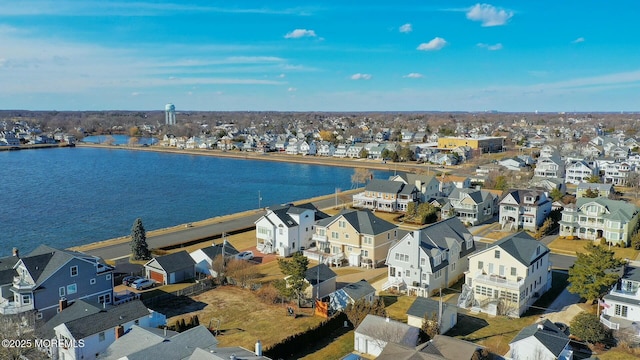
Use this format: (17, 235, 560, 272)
(256, 283, 281, 304)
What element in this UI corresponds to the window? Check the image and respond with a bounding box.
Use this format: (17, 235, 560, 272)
(435, 270, 442, 278)
(36, 313, 43, 320)
(331, 231, 339, 239)
(135, 319, 139, 325)
(494, 250, 500, 259)
(364, 236, 373, 245)
(70, 266, 78, 277)
(361, 250, 369, 257)
(421, 258, 426, 266)
(67, 284, 77, 295)
(345, 234, 349, 239)
(338, 220, 346, 228)
(59, 287, 65, 297)
(405, 270, 410, 277)
(511, 267, 517, 276)
(22, 295, 31, 304)
(98, 294, 111, 304)
(99, 332, 105, 342)
(90, 278, 96, 285)
(478, 261, 483, 270)
(106, 274, 111, 280)
(451, 263, 456, 271)
(615, 304, 628, 318)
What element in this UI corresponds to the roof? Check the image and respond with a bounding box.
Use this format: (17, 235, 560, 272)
(406, 297, 455, 319)
(20, 245, 111, 286)
(305, 263, 337, 284)
(198, 241, 239, 259)
(364, 179, 406, 194)
(340, 280, 376, 300)
(576, 182, 613, 192)
(0, 255, 19, 285)
(38, 299, 104, 338)
(98, 325, 176, 360)
(622, 265, 640, 282)
(147, 250, 196, 274)
(57, 299, 152, 339)
(499, 189, 549, 206)
(575, 197, 639, 222)
(316, 209, 397, 235)
(413, 218, 475, 267)
(189, 346, 272, 360)
(420, 335, 482, 360)
(510, 320, 570, 357)
(355, 314, 420, 348)
(122, 325, 218, 360)
(490, 232, 549, 266)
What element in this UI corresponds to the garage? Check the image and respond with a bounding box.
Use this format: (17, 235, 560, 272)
(149, 270, 164, 284)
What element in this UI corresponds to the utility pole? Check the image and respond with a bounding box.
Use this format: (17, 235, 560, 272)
(258, 190, 262, 209)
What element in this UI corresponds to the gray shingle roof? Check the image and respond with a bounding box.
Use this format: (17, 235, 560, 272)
(189, 346, 272, 360)
(62, 300, 151, 339)
(500, 189, 549, 206)
(199, 241, 239, 259)
(340, 280, 375, 300)
(305, 264, 337, 284)
(0, 255, 19, 285)
(22, 245, 110, 286)
(37, 299, 104, 339)
(98, 325, 176, 360)
(316, 209, 397, 235)
(492, 232, 549, 266)
(406, 297, 453, 320)
(150, 250, 196, 274)
(365, 179, 405, 194)
(510, 320, 569, 357)
(415, 218, 475, 266)
(124, 325, 218, 360)
(356, 314, 419, 347)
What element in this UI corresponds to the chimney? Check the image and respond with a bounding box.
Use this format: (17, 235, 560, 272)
(537, 323, 544, 330)
(59, 298, 68, 312)
(255, 340, 262, 356)
(12, 247, 19, 258)
(115, 325, 124, 339)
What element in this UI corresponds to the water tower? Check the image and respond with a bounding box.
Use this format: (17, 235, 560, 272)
(165, 103, 176, 125)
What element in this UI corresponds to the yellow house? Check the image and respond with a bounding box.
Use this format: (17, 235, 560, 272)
(437, 136, 504, 153)
(312, 209, 398, 268)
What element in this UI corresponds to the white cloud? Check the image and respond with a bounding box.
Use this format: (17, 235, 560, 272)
(278, 73, 286, 78)
(572, 37, 585, 44)
(284, 29, 317, 39)
(288, 87, 297, 92)
(351, 73, 372, 80)
(131, 92, 141, 96)
(477, 43, 503, 51)
(417, 37, 447, 51)
(403, 73, 423, 78)
(399, 23, 412, 33)
(466, 4, 513, 27)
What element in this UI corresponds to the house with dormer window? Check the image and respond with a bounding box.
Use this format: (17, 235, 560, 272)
(352, 179, 419, 213)
(558, 198, 639, 246)
(565, 160, 598, 185)
(459, 232, 552, 317)
(383, 218, 475, 297)
(389, 172, 440, 202)
(441, 188, 498, 226)
(2, 245, 114, 321)
(534, 154, 565, 179)
(499, 189, 552, 231)
(600, 265, 640, 340)
(255, 203, 328, 256)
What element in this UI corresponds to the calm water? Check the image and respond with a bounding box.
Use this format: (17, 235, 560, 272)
(0, 147, 389, 257)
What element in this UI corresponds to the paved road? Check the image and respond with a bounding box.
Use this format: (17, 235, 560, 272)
(86, 196, 343, 260)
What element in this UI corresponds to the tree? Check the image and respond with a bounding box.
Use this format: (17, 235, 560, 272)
(626, 171, 640, 198)
(535, 218, 554, 239)
(586, 175, 601, 183)
(351, 168, 372, 188)
(568, 243, 623, 302)
(358, 148, 369, 159)
(416, 203, 438, 224)
(103, 134, 115, 145)
(130, 218, 151, 260)
(406, 202, 417, 221)
(344, 298, 387, 328)
(273, 252, 309, 307)
(570, 311, 609, 344)
(584, 188, 599, 198)
(225, 258, 259, 288)
(127, 136, 139, 147)
(420, 311, 440, 342)
(632, 231, 640, 250)
(0, 313, 47, 360)
(549, 188, 564, 202)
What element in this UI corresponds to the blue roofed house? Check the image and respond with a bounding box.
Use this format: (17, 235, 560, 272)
(4, 245, 114, 321)
(509, 320, 573, 360)
(328, 279, 376, 312)
(383, 218, 475, 298)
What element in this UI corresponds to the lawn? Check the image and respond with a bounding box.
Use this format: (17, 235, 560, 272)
(299, 330, 356, 360)
(548, 237, 639, 260)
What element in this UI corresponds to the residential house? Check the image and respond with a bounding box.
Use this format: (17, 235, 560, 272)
(406, 296, 457, 335)
(565, 160, 598, 184)
(189, 240, 239, 277)
(346, 143, 364, 158)
(316, 141, 336, 157)
(529, 177, 566, 194)
(0, 250, 20, 311)
(298, 140, 316, 155)
(383, 218, 475, 297)
(0, 130, 20, 146)
(389, 172, 441, 202)
(602, 161, 633, 186)
(376, 335, 486, 360)
(559, 198, 640, 246)
(333, 144, 349, 158)
(328, 280, 376, 312)
(600, 265, 640, 340)
(367, 145, 386, 160)
(499, 189, 552, 231)
(255, 203, 326, 256)
(509, 320, 573, 360)
(576, 183, 614, 198)
(498, 157, 528, 171)
(144, 251, 196, 285)
(352, 179, 419, 213)
(437, 175, 471, 197)
(539, 145, 557, 158)
(302, 264, 337, 302)
(534, 154, 565, 179)
(38, 299, 166, 360)
(311, 209, 398, 267)
(459, 232, 552, 317)
(98, 325, 219, 360)
(4, 245, 114, 321)
(354, 314, 420, 357)
(440, 188, 498, 226)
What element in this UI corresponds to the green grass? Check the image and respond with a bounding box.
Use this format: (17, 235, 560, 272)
(299, 331, 356, 360)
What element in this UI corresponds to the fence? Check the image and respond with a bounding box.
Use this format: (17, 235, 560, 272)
(142, 279, 215, 306)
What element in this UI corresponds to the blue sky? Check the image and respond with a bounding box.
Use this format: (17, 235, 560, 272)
(1, 1, 639, 112)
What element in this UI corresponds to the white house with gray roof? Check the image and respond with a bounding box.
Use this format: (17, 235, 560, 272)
(441, 188, 498, 226)
(383, 218, 475, 298)
(558, 198, 640, 245)
(255, 203, 327, 257)
(354, 314, 420, 357)
(406, 296, 457, 335)
(38, 299, 166, 360)
(4, 245, 114, 321)
(389, 172, 441, 202)
(460, 232, 552, 317)
(499, 189, 552, 231)
(353, 179, 419, 213)
(190, 240, 239, 277)
(509, 320, 573, 360)
(600, 265, 640, 341)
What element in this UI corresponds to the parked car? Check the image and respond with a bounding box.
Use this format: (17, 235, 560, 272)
(122, 275, 142, 286)
(235, 251, 254, 261)
(131, 278, 155, 290)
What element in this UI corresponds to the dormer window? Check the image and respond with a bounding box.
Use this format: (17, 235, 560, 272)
(494, 250, 501, 259)
(70, 266, 78, 277)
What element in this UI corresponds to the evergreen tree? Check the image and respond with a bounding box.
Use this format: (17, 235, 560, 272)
(273, 252, 309, 307)
(420, 311, 440, 342)
(570, 311, 609, 344)
(549, 188, 564, 202)
(130, 218, 151, 260)
(344, 298, 387, 328)
(568, 243, 623, 302)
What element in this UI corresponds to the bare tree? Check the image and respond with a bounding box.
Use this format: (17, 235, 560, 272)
(225, 258, 259, 288)
(0, 313, 48, 360)
(351, 168, 373, 188)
